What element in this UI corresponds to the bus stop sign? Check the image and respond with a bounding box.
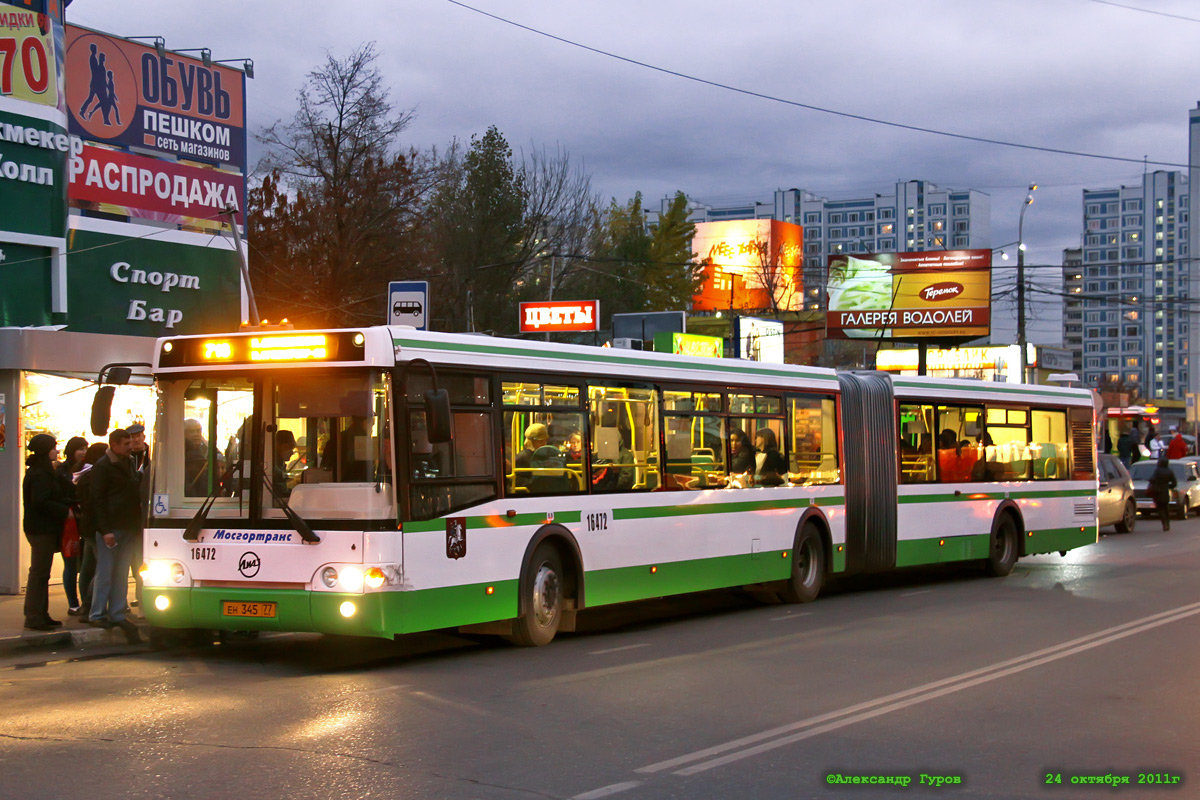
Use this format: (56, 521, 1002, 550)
(388, 281, 428, 330)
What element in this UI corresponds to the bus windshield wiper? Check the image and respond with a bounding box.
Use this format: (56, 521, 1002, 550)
(261, 474, 320, 543)
(182, 484, 225, 542)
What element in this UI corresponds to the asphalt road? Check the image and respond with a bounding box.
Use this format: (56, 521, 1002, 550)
(2, 515, 1197, 800)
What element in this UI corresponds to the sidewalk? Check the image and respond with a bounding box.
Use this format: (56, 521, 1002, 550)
(0, 580, 150, 659)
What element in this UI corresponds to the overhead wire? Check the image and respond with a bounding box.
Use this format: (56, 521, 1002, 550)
(443, 0, 1187, 169)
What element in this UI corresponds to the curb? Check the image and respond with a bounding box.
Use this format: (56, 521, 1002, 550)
(0, 622, 151, 659)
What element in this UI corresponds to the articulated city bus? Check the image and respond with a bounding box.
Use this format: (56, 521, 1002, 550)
(129, 327, 1098, 646)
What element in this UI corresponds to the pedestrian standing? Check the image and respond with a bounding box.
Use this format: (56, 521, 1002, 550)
(1148, 456, 1178, 532)
(22, 434, 70, 631)
(74, 441, 110, 617)
(88, 429, 143, 644)
(1116, 428, 1134, 468)
(1166, 427, 1188, 459)
(54, 436, 88, 615)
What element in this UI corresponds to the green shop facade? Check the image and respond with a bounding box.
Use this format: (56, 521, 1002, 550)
(0, 98, 245, 595)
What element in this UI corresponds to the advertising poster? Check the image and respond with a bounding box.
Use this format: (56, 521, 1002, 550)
(825, 249, 992, 340)
(735, 316, 784, 363)
(64, 25, 246, 171)
(692, 220, 803, 312)
(0, 2, 59, 108)
(69, 142, 244, 227)
(0, 392, 6, 452)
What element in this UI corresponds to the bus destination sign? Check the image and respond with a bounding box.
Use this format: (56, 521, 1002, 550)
(158, 331, 367, 368)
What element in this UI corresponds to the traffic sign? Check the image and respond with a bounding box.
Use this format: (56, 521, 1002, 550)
(388, 281, 428, 330)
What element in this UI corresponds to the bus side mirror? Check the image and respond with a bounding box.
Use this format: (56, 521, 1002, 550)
(424, 388, 452, 444)
(90, 364, 140, 436)
(91, 386, 116, 436)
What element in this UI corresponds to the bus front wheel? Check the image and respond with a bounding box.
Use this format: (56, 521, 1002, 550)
(779, 524, 825, 604)
(508, 544, 564, 647)
(985, 515, 1019, 577)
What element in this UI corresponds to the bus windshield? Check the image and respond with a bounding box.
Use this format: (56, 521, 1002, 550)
(152, 370, 394, 522)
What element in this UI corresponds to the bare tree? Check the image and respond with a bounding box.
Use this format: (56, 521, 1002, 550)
(250, 43, 434, 327)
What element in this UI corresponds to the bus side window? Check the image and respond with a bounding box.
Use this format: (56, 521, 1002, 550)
(588, 386, 660, 494)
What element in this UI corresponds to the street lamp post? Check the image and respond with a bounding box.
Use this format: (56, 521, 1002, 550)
(1016, 183, 1037, 383)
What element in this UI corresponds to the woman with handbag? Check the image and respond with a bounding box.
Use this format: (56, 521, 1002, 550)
(55, 436, 88, 615)
(22, 434, 71, 631)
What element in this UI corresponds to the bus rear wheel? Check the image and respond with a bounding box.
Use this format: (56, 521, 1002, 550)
(779, 524, 825, 604)
(508, 544, 563, 647)
(985, 515, 1019, 577)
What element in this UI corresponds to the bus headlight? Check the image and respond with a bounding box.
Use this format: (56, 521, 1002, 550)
(321, 567, 338, 588)
(141, 560, 176, 586)
(364, 567, 386, 589)
(340, 567, 364, 593)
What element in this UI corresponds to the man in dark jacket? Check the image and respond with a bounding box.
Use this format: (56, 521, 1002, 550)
(1148, 456, 1179, 532)
(88, 429, 143, 643)
(22, 434, 70, 631)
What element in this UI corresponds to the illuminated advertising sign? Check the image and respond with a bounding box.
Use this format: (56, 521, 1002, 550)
(68, 142, 244, 225)
(692, 219, 803, 312)
(64, 25, 246, 170)
(653, 331, 724, 358)
(734, 317, 784, 363)
(519, 300, 599, 333)
(876, 345, 1032, 383)
(825, 249, 991, 340)
(0, 3, 59, 107)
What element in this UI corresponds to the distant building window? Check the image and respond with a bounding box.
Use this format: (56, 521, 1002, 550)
(878, 208, 895, 220)
(929, 204, 945, 216)
(805, 213, 821, 224)
(829, 213, 843, 224)
(953, 204, 968, 215)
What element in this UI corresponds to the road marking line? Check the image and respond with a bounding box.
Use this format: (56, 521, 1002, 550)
(636, 600, 1200, 776)
(674, 605, 1200, 775)
(768, 612, 814, 621)
(1144, 544, 1162, 548)
(571, 781, 643, 799)
(589, 644, 651, 656)
(899, 590, 931, 597)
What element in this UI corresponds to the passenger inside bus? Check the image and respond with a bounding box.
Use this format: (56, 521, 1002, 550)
(936, 428, 978, 482)
(513, 422, 550, 492)
(184, 418, 212, 496)
(271, 429, 296, 502)
(970, 432, 1005, 482)
(593, 428, 635, 492)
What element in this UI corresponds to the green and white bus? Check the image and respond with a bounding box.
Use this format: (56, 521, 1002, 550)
(132, 326, 1098, 646)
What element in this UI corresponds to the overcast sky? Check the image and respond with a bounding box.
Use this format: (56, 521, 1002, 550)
(68, 0, 1200, 343)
